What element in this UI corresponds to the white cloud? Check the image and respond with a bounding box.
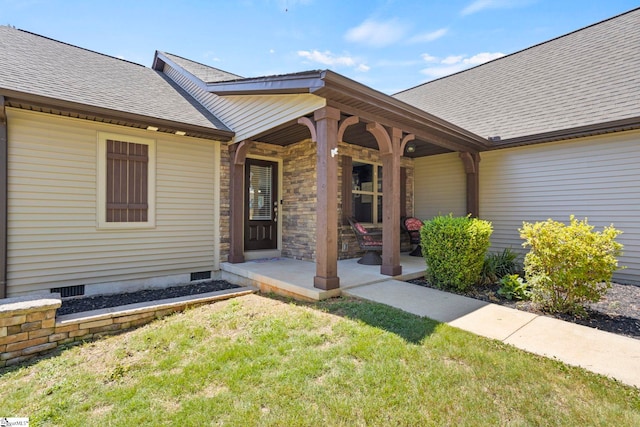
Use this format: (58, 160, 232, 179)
(408, 28, 448, 44)
(441, 55, 464, 65)
(465, 52, 505, 64)
(421, 65, 470, 79)
(461, 0, 535, 16)
(297, 50, 369, 72)
(420, 51, 505, 79)
(421, 53, 438, 63)
(344, 18, 407, 47)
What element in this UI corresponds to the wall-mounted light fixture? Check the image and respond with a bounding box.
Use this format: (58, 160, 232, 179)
(406, 142, 416, 154)
(175, 131, 186, 136)
(146, 126, 159, 131)
(331, 147, 339, 158)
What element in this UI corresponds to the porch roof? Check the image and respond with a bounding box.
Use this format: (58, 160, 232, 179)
(204, 70, 490, 157)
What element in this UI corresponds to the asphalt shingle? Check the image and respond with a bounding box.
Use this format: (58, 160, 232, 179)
(0, 26, 230, 133)
(160, 52, 243, 84)
(394, 8, 640, 141)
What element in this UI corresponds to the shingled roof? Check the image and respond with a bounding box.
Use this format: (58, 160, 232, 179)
(394, 8, 640, 144)
(157, 52, 243, 84)
(0, 26, 232, 139)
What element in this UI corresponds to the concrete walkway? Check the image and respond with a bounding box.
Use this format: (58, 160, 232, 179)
(344, 280, 640, 389)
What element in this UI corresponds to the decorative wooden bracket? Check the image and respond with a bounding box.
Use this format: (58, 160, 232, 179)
(338, 116, 359, 142)
(297, 117, 317, 142)
(365, 122, 392, 154)
(400, 133, 415, 153)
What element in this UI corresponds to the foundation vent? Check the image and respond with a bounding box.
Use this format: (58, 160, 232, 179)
(51, 285, 85, 298)
(190, 271, 212, 281)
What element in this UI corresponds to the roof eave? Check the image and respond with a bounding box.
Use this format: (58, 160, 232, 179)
(194, 67, 490, 151)
(491, 116, 640, 148)
(1, 88, 235, 142)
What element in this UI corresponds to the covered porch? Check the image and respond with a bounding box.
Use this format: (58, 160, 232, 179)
(221, 253, 427, 301)
(217, 70, 488, 293)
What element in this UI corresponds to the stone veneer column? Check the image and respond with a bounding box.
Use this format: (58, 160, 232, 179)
(313, 107, 341, 290)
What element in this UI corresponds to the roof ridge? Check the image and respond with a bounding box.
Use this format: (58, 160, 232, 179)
(394, 6, 640, 96)
(161, 51, 244, 79)
(9, 26, 148, 69)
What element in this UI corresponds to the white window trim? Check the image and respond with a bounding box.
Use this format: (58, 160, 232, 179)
(96, 132, 156, 229)
(352, 159, 383, 224)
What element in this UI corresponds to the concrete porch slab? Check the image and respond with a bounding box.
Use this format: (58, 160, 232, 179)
(221, 254, 427, 301)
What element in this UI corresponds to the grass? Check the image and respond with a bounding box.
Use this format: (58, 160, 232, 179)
(1, 294, 639, 426)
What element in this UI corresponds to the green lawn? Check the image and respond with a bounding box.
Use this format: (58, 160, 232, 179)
(1, 294, 639, 426)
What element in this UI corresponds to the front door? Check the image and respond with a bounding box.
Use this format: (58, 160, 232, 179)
(245, 158, 278, 251)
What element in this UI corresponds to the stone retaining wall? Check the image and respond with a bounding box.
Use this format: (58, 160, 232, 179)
(0, 288, 253, 368)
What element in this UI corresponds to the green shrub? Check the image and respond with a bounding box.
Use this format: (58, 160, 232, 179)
(519, 216, 623, 315)
(421, 214, 493, 291)
(481, 248, 520, 285)
(497, 274, 531, 300)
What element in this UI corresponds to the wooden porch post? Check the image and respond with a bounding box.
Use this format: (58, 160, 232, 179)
(367, 123, 402, 276)
(228, 141, 251, 263)
(313, 107, 340, 290)
(459, 151, 480, 218)
(381, 128, 402, 276)
(0, 96, 7, 298)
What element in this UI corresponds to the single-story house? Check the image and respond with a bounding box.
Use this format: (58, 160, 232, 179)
(1, 7, 638, 299)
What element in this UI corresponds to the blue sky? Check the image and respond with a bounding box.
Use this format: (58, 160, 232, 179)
(2, 0, 638, 94)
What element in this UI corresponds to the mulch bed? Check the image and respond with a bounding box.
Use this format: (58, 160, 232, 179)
(56, 276, 640, 340)
(408, 278, 640, 340)
(56, 280, 241, 316)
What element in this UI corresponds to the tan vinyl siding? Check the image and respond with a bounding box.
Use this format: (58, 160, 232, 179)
(162, 64, 326, 141)
(415, 130, 640, 285)
(480, 130, 640, 284)
(413, 152, 466, 221)
(6, 108, 221, 296)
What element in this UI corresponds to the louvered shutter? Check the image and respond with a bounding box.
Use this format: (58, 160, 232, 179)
(106, 140, 148, 222)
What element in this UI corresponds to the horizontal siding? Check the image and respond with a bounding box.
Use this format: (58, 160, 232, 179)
(480, 130, 640, 284)
(6, 109, 220, 296)
(413, 152, 466, 220)
(163, 64, 326, 141)
(413, 131, 640, 284)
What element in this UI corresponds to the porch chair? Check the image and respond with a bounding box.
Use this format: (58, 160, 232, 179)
(347, 217, 383, 265)
(402, 216, 424, 257)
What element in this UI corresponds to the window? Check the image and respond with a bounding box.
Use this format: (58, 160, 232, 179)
(352, 161, 383, 223)
(97, 132, 155, 228)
